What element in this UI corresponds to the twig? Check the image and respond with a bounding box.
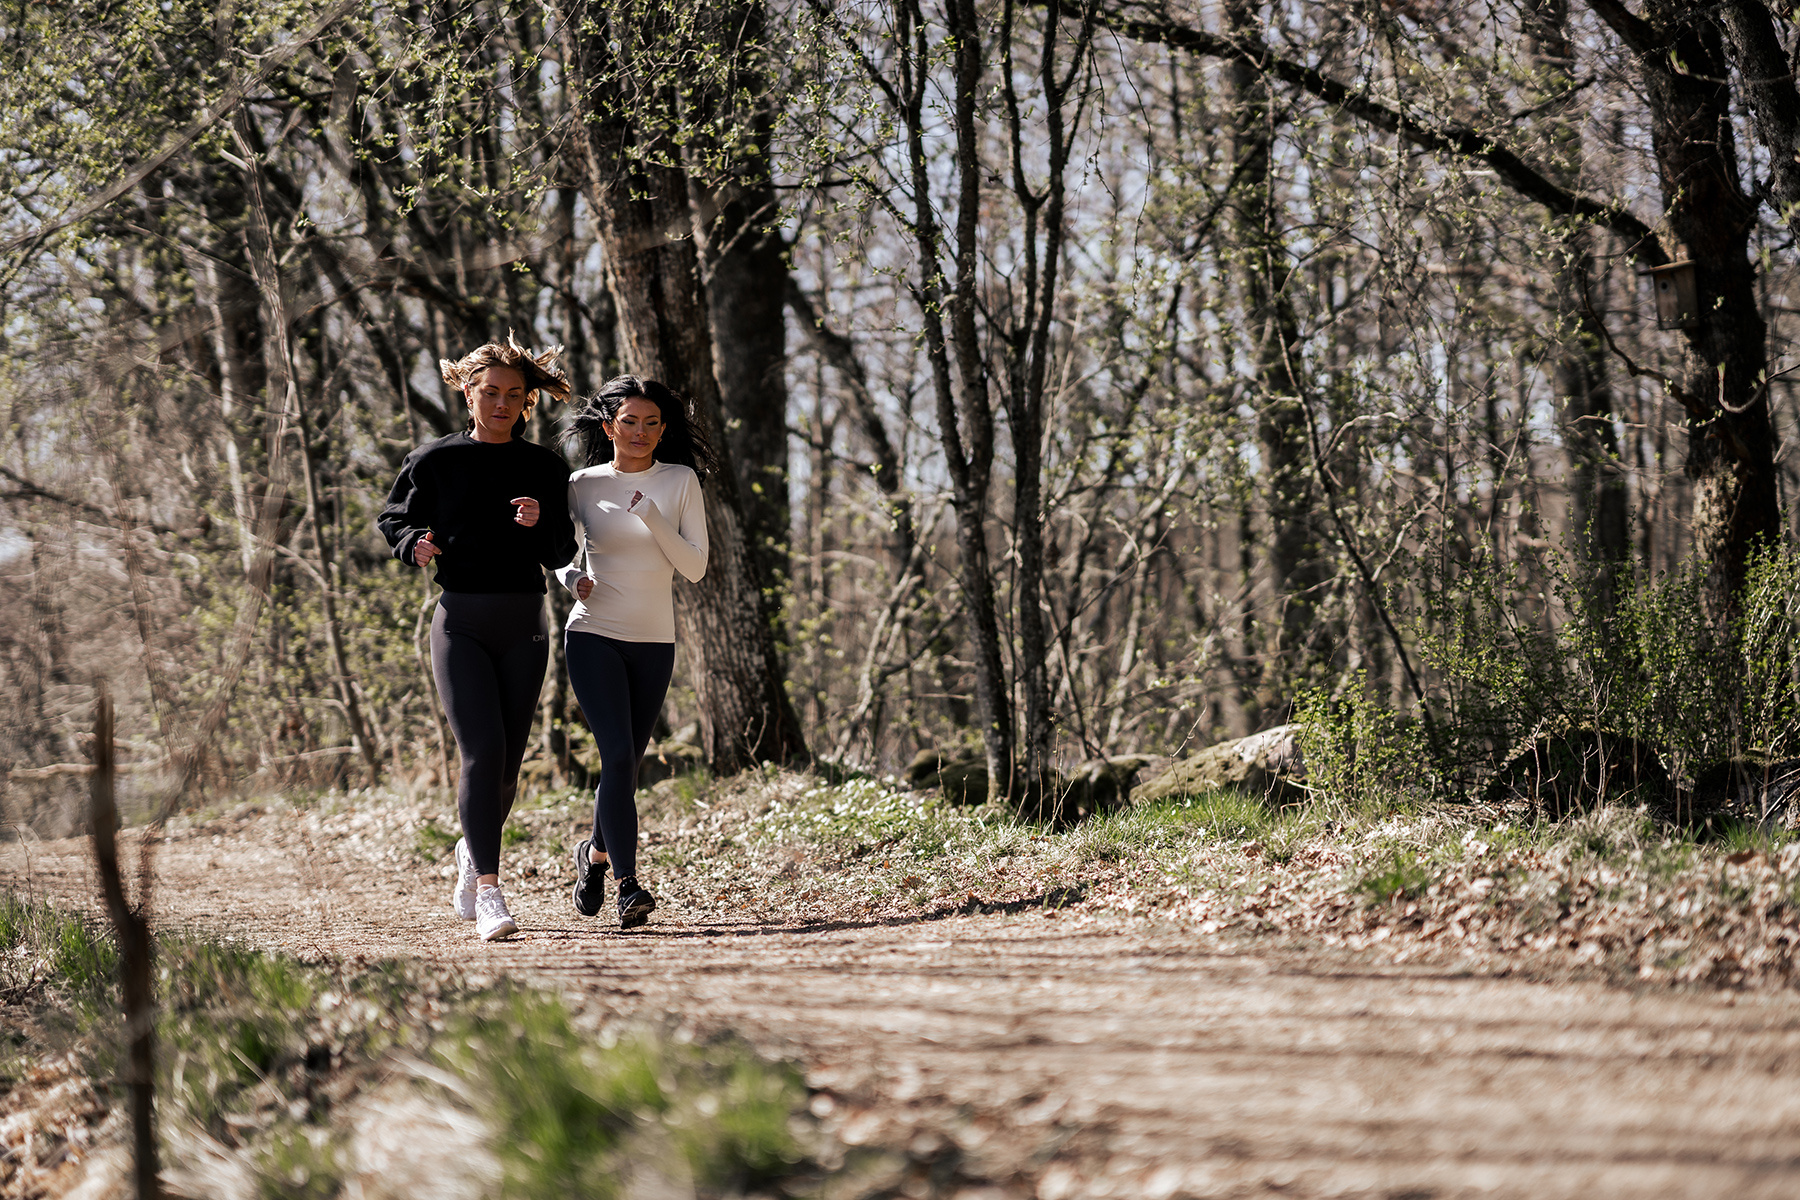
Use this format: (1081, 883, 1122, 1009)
(0, 465, 179, 535)
(1577, 276, 1709, 419)
(87, 681, 160, 1200)
(1291, 377, 1444, 757)
(8, 757, 170, 780)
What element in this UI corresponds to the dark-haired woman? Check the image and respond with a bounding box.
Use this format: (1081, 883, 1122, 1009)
(557, 375, 711, 929)
(379, 334, 576, 942)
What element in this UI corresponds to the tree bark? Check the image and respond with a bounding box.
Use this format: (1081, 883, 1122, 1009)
(1222, 0, 1323, 714)
(557, 0, 807, 770)
(1585, 0, 1780, 607)
(1524, 0, 1629, 601)
(686, 0, 792, 597)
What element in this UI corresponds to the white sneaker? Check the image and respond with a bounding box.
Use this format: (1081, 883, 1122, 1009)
(475, 885, 519, 941)
(452, 838, 480, 921)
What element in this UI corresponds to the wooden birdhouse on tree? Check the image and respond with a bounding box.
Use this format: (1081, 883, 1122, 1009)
(1639, 245, 1698, 330)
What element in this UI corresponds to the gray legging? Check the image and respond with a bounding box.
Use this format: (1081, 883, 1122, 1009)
(430, 591, 548, 876)
(565, 631, 676, 881)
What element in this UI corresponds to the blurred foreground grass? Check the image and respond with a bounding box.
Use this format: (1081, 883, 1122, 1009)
(0, 891, 813, 1199)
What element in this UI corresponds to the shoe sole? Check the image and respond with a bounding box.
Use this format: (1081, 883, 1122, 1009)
(571, 839, 606, 918)
(480, 918, 519, 941)
(619, 896, 655, 930)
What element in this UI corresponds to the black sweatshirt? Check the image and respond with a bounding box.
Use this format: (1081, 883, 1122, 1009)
(378, 432, 577, 595)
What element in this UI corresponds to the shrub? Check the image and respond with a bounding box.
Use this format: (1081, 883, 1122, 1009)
(1297, 674, 1435, 811)
(1305, 542, 1800, 811)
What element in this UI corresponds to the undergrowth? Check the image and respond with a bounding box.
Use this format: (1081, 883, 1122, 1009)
(0, 893, 817, 1199)
(447, 992, 804, 1199)
(638, 759, 1800, 988)
(1295, 543, 1800, 809)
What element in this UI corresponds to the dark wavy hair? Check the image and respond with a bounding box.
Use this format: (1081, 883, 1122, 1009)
(567, 375, 718, 482)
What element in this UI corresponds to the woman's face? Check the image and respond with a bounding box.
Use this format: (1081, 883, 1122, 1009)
(605, 396, 665, 469)
(465, 365, 530, 442)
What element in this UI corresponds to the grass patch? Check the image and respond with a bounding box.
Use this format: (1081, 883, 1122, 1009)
(501, 824, 533, 848)
(666, 766, 714, 809)
(256, 1125, 345, 1200)
(2, 896, 366, 1193)
(1692, 813, 1798, 857)
(753, 776, 968, 861)
(0, 895, 119, 1019)
(1354, 851, 1434, 904)
(155, 938, 323, 1130)
(722, 772, 1346, 917)
(413, 820, 459, 859)
(446, 992, 804, 1199)
(1060, 790, 1317, 868)
(2, 889, 822, 1198)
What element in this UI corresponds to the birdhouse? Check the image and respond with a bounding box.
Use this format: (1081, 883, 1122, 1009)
(1638, 246, 1698, 330)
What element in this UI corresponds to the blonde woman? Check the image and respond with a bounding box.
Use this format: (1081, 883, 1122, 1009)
(378, 334, 575, 941)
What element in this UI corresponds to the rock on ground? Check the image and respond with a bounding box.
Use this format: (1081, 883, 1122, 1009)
(1133, 724, 1307, 807)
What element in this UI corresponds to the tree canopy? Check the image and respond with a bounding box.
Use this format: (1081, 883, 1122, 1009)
(2, 0, 1797, 819)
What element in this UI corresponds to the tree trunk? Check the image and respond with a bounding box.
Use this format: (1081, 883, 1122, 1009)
(997, 0, 1093, 800)
(931, 0, 1012, 800)
(1589, 0, 1781, 607)
(1526, 0, 1629, 603)
(687, 0, 792, 598)
(1223, 0, 1323, 715)
(235, 115, 381, 784)
(557, 0, 807, 771)
(1718, 0, 1800, 251)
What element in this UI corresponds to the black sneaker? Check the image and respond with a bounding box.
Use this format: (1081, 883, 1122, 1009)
(571, 838, 608, 917)
(616, 876, 656, 929)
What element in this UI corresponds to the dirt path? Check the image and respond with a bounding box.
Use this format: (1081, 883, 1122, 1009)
(9, 820, 1800, 1200)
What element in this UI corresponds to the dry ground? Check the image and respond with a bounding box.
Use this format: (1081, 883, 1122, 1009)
(6, 778, 1800, 1200)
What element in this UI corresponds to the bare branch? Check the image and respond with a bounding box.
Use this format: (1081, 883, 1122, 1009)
(1091, 3, 1661, 258)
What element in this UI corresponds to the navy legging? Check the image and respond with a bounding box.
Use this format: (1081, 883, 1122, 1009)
(430, 592, 549, 876)
(565, 631, 676, 881)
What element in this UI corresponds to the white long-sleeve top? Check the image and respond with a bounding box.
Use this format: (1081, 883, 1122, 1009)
(557, 461, 708, 642)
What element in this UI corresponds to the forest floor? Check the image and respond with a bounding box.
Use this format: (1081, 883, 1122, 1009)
(5, 767, 1800, 1198)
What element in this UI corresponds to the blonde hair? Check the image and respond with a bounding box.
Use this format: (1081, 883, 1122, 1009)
(439, 331, 572, 409)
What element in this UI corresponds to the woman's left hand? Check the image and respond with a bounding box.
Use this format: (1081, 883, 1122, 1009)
(511, 496, 540, 527)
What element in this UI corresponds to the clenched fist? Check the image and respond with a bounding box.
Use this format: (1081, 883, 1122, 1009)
(414, 531, 441, 567)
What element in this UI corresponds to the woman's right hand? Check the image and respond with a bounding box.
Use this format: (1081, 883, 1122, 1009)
(576, 575, 593, 602)
(414, 531, 441, 568)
